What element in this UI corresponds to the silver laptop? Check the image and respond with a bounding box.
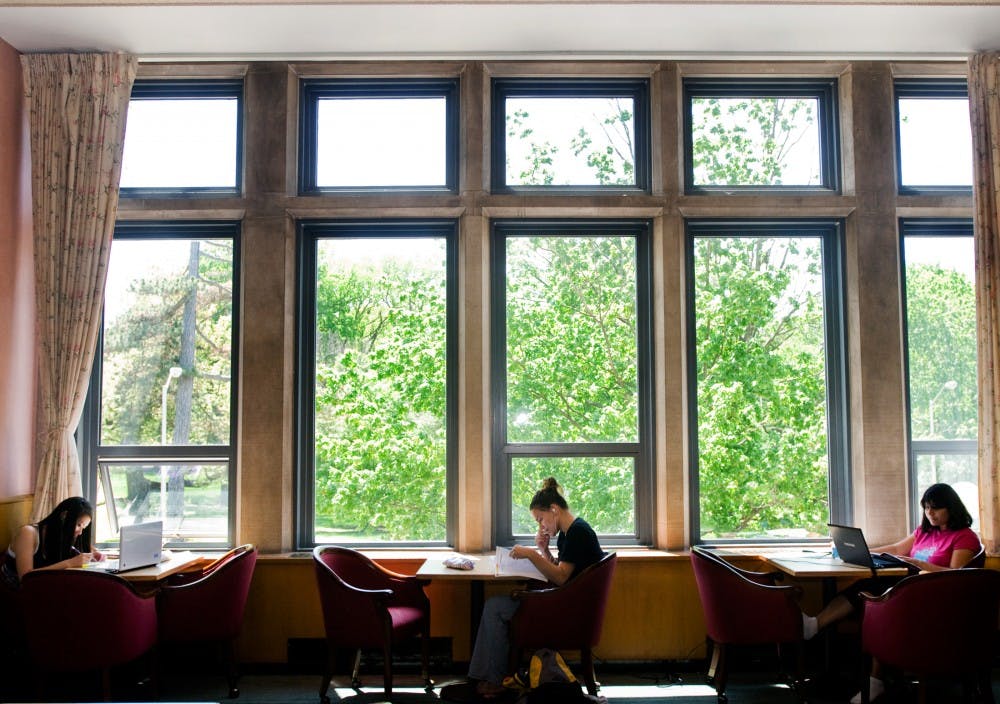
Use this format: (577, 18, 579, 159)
(828, 523, 913, 575)
(86, 520, 163, 574)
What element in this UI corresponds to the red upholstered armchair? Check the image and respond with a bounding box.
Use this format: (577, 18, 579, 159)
(157, 543, 257, 698)
(508, 551, 617, 696)
(859, 568, 1000, 703)
(20, 568, 158, 702)
(690, 546, 804, 703)
(312, 546, 431, 701)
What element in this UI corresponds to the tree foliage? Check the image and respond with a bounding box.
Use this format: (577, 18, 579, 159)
(313, 247, 447, 540)
(99, 96, 978, 544)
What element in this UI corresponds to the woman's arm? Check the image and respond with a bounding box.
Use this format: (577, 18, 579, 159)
(897, 547, 975, 572)
(13, 525, 89, 578)
(870, 534, 914, 556)
(510, 545, 574, 585)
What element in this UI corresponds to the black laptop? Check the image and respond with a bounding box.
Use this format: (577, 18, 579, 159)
(828, 523, 915, 575)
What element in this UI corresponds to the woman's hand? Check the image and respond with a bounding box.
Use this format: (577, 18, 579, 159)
(67, 552, 92, 568)
(893, 554, 932, 572)
(91, 547, 105, 562)
(510, 545, 534, 560)
(535, 529, 550, 553)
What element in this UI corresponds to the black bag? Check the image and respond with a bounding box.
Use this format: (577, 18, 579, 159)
(505, 648, 604, 704)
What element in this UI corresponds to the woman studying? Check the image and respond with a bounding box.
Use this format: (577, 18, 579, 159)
(801, 483, 981, 702)
(468, 477, 603, 698)
(1, 496, 105, 587)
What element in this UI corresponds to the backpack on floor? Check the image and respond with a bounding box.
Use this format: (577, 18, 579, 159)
(505, 648, 605, 704)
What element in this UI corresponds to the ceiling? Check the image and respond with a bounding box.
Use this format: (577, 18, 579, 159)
(1, 1, 999, 62)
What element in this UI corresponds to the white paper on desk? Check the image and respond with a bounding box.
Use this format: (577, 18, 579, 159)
(494, 546, 546, 581)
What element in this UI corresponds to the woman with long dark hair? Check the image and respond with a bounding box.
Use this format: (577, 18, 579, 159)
(802, 483, 980, 702)
(2, 496, 104, 586)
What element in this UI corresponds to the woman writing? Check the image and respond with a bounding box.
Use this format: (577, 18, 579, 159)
(801, 483, 980, 702)
(468, 477, 603, 698)
(1, 496, 104, 587)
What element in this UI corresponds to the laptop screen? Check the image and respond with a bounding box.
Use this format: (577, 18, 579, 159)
(118, 520, 163, 571)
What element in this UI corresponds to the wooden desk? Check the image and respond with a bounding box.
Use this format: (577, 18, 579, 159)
(763, 552, 909, 581)
(417, 554, 539, 645)
(81, 550, 204, 583)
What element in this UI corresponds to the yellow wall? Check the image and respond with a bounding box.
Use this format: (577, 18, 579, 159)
(236, 553, 830, 665)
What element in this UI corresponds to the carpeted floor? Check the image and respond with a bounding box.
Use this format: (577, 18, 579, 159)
(151, 668, 1000, 704)
(7, 659, 999, 702)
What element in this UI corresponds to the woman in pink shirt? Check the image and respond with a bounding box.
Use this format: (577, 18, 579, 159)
(802, 483, 980, 702)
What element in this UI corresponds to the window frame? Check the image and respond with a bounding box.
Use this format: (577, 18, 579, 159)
(79, 220, 242, 550)
(298, 78, 460, 195)
(490, 220, 655, 547)
(899, 218, 978, 520)
(490, 78, 652, 194)
(685, 219, 851, 545)
(295, 219, 459, 549)
(682, 78, 841, 195)
(894, 79, 972, 196)
(118, 79, 244, 199)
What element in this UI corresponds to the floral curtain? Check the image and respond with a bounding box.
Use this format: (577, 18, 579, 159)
(969, 51, 1000, 553)
(21, 52, 137, 521)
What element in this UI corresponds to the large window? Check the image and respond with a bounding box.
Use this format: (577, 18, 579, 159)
(687, 221, 849, 542)
(119, 79, 243, 196)
(299, 79, 459, 193)
(683, 78, 840, 193)
(901, 220, 978, 527)
(491, 79, 650, 192)
(81, 222, 239, 549)
(297, 221, 456, 546)
(492, 221, 653, 545)
(895, 80, 973, 194)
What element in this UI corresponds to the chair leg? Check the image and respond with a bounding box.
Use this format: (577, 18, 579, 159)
(319, 645, 337, 704)
(712, 644, 729, 703)
(351, 648, 362, 688)
(581, 647, 598, 696)
(382, 643, 393, 698)
(222, 639, 240, 698)
(705, 638, 719, 685)
(421, 633, 431, 689)
(101, 666, 112, 702)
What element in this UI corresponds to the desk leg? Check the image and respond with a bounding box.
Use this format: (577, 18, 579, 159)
(469, 580, 485, 651)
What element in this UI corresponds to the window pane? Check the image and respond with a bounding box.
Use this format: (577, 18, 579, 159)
(505, 97, 636, 186)
(904, 236, 977, 442)
(120, 98, 238, 189)
(505, 235, 638, 443)
(693, 235, 830, 540)
(96, 462, 229, 546)
(914, 453, 979, 531)
(316, 97, 447, 187)
(101, 239, 234, 446)
(898, 98, 972, 188)
(511, 457, 634, 535)
(691, 97, 821, 186)
(312, 238, 448, 542)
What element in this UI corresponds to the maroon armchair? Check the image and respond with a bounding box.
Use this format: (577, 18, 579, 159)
(859, 568, 1000, 703)
(508, 551, 617, 696)
(312, 546, 431, 701)
(690, 546, 804, 703)
(20, 568, 158, 702)
(157, 543, 257, 698)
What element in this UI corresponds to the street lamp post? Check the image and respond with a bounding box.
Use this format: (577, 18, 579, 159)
(160, 366, 183, 521)
(928, 379, 958, 484)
